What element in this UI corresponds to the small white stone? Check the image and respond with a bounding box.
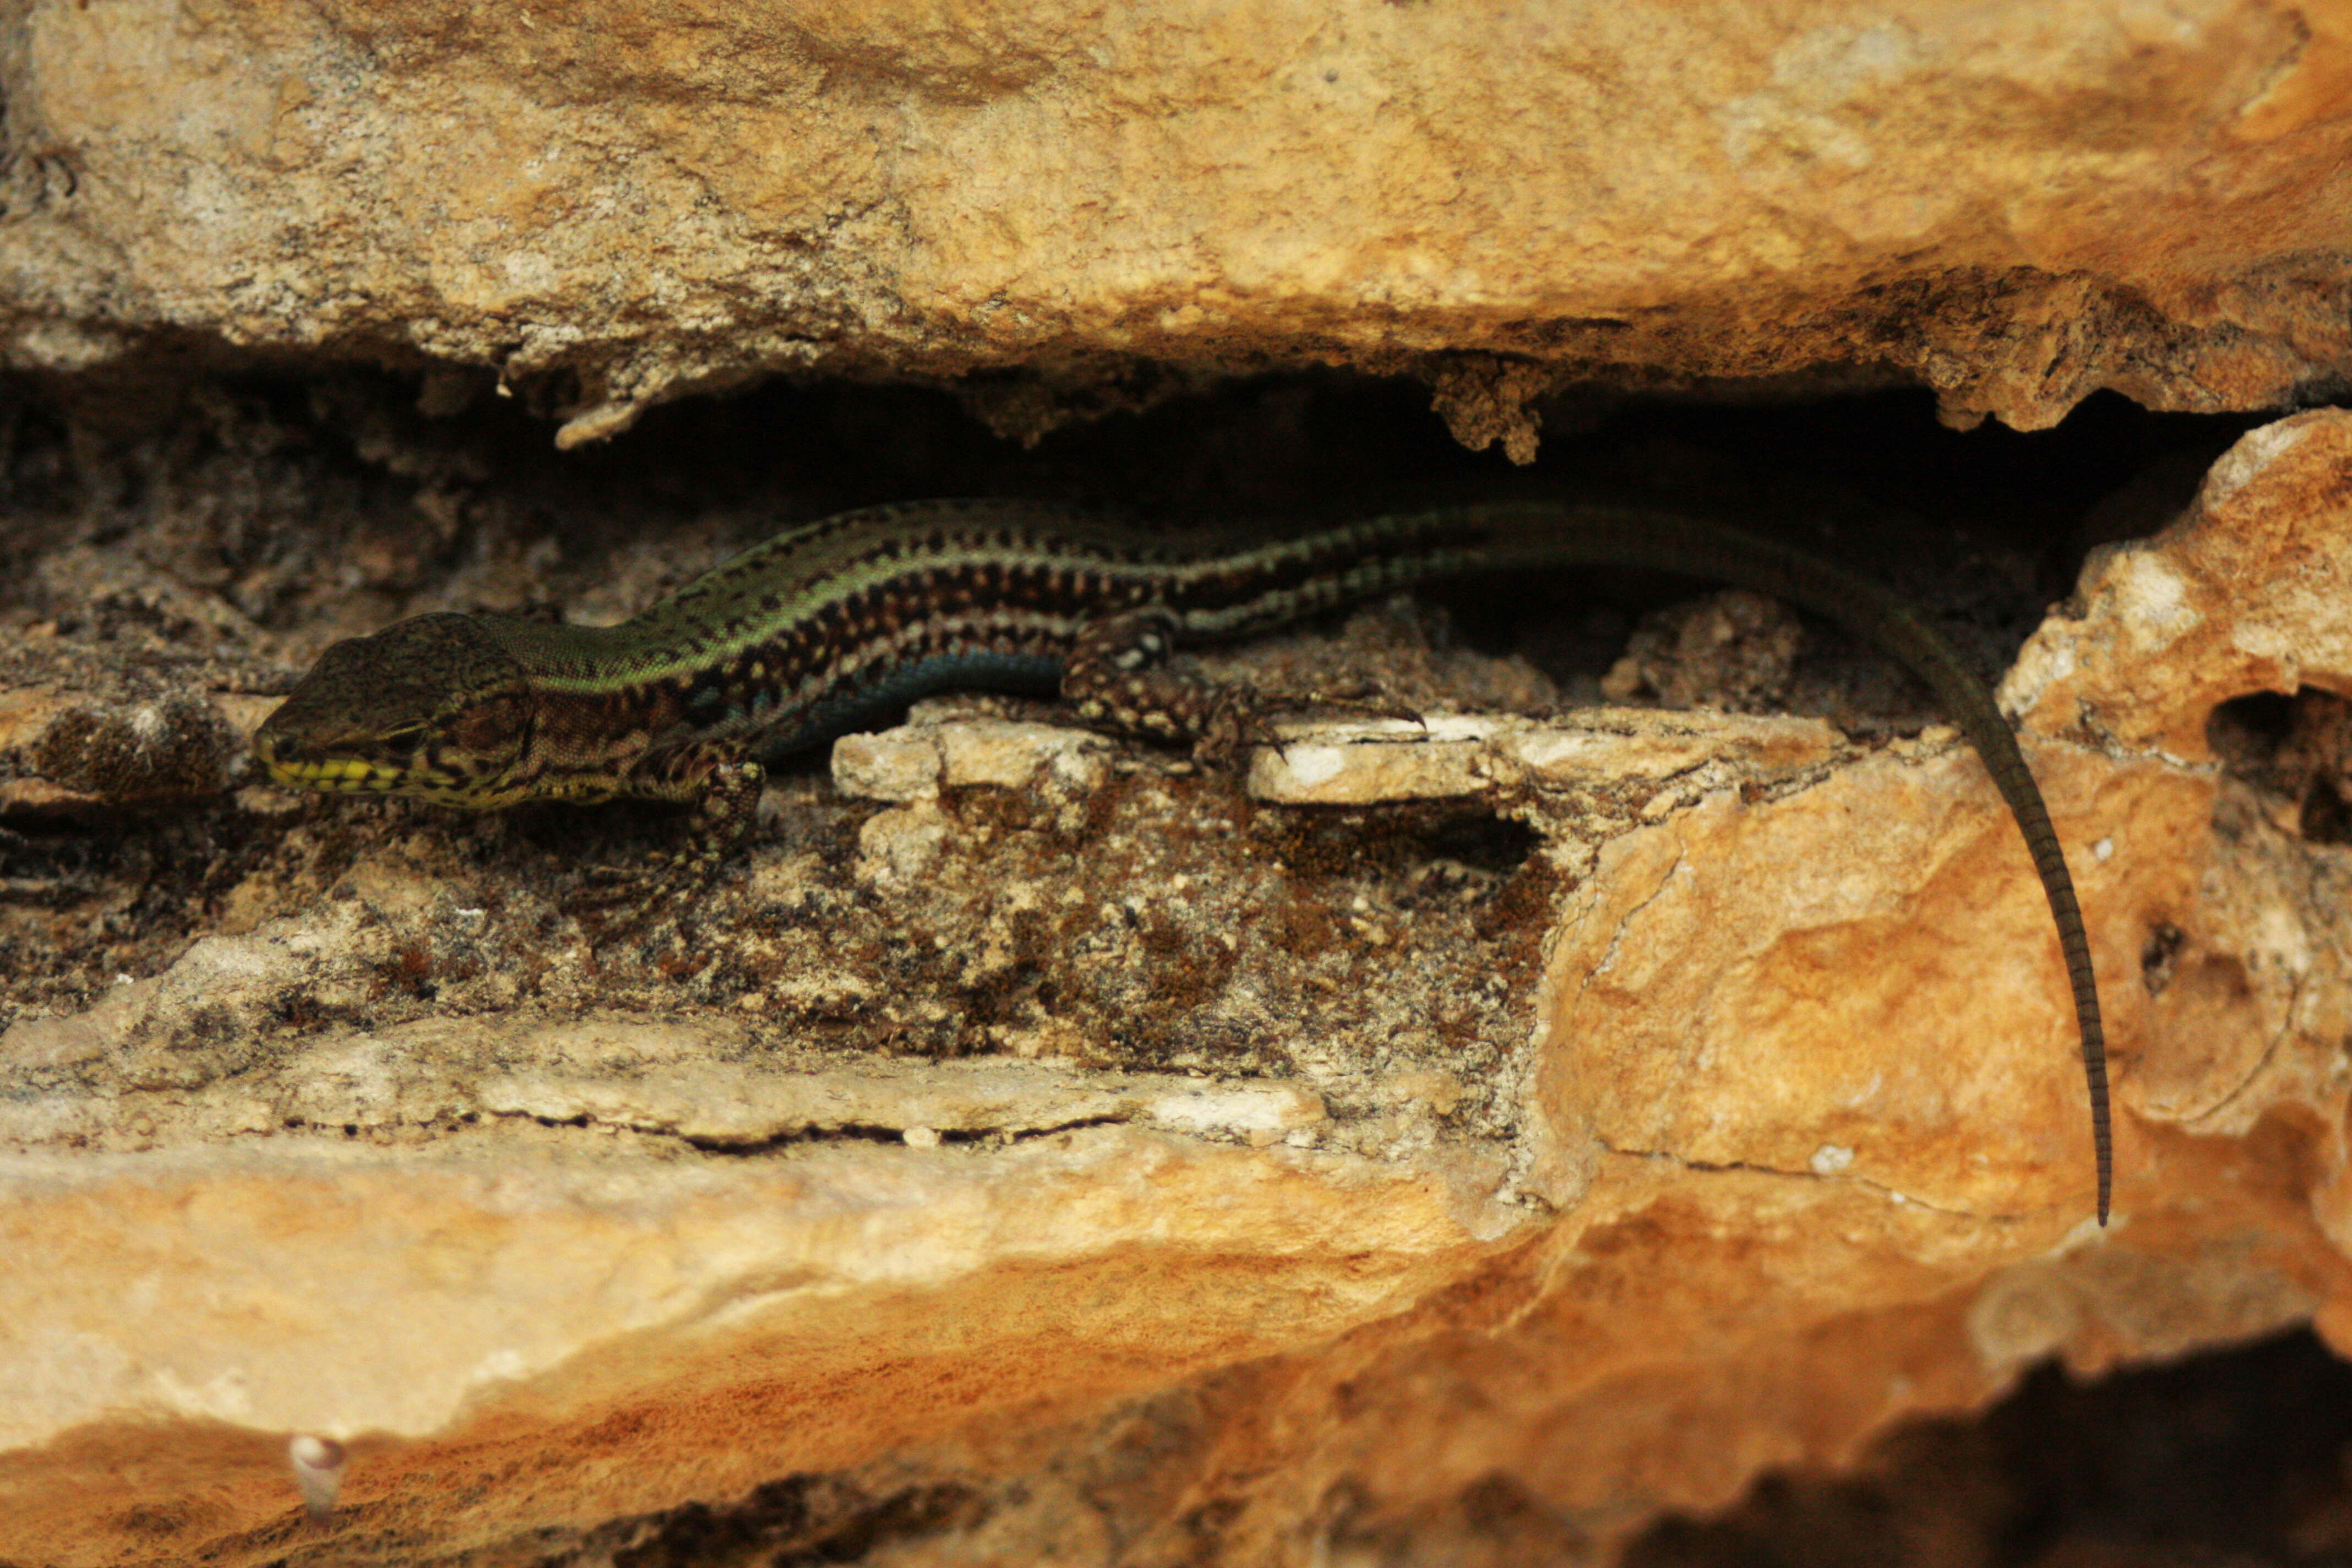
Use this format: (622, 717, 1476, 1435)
(902, 1125, 941, 1148)
(288, 1434, 347, 1518)
(832, 729, 944, 802)
(1809, 1144, 1854, 1176)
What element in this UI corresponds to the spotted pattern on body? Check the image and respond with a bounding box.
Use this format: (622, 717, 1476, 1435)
(252, 498, 2114, 1221)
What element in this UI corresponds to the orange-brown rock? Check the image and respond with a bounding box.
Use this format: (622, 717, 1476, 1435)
(6, 1, 2352, 1557)
(6, 1, 2350, 442)
(3, 413, 2351, 1563)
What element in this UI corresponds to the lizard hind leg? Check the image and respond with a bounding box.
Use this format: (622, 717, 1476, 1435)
(1062, 608, 1438, 768)
(1063, 609, 1264, 766)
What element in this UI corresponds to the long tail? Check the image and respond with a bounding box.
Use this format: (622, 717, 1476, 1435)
(1228, 502, 2111, 1222)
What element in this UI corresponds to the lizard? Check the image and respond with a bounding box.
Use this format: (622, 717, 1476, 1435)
(252, 498, 2112, 1221)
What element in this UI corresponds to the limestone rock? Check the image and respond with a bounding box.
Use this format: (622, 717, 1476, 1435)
(4, 1, 2350, 442)
(4, 2, 2352, 1556)
(1, 413, 2350, 1562)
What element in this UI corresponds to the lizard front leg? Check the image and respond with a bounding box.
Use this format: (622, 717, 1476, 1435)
(565, 745, 765, 929)
(620, 743, 766, 869)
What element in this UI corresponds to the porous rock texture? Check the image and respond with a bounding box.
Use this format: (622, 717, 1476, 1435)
(6, 0, 2352, 448)
(3, 2, 2352, 1565)
(0, 409, 2346, 1563)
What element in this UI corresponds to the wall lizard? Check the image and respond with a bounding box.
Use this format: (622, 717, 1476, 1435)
(253, 498, 2112, 1221)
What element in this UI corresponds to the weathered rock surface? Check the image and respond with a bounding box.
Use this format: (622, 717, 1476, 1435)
(5, 0, 2350, 445)
(1, 411, 2350, 1564)
(5, 1, 2352, 1558)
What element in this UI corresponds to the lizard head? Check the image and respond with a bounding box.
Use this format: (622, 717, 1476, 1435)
(254, 614, 537, 807)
